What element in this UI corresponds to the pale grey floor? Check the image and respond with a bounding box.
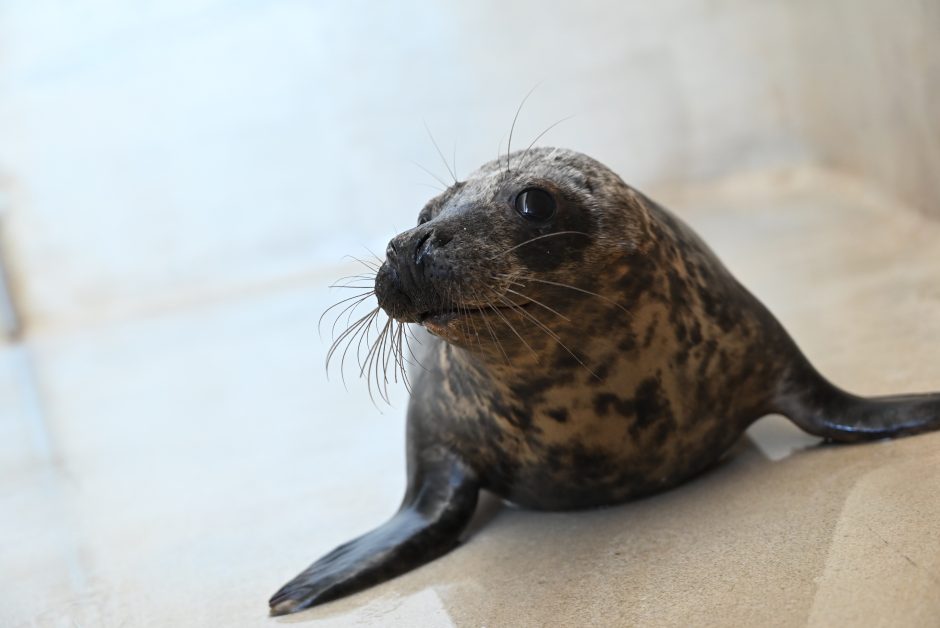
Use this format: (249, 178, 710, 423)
(3, 168, 939, 627)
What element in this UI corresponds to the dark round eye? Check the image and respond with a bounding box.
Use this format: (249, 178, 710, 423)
(514, 188, 556, 221)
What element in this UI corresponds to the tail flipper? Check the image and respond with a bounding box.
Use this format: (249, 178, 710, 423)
(775, 360, 940, 443)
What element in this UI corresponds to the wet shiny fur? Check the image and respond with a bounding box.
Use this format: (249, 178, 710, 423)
(270, 148, 940, 614)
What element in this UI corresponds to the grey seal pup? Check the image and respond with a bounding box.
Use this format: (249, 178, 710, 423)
(270, 147, 940, 615)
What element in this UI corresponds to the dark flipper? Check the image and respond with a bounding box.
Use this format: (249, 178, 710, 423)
(268, 449, 479, 615)
(776, 358, 940, 443)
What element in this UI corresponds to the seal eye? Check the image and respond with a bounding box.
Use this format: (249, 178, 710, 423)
(515, 188, 556, 221)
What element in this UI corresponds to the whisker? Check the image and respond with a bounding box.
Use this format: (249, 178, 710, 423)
(396, 323, 414, 392)
(380, 319, 396, 402)
(519, 115, 575, 168)
(346, 254, 380, 268)
(332, 272, 375, 283)
(459, 285, 485, 356)
(333, 307, 376, 359)
(491, 231, 590, 259)
(363, 247, 385, 268)
(374, 318, 392, 399)
(392, 323, 403, 386)
(362, 317, 393, 405)
(352, 309, 382, 376)
(445, 284, 468, 347)
(380, 318, 396, 395)
(496, 293, 598, 380)
(496, 136, 505, 176)
(503, 286, 570, 322)
(326, 307, 379, 382)
(402, 327, 430, 373)
(507, 83, 540, 174)
(388, 323, 399, 386)
(328, 297, 374, 345)
(361, 325, 380, 405)
(379, 319, 395, 402)
(482, 287, 540, 362)
(423, 120, 458, 184)
(463, 290, 481, 349)
(344, 312, 380, 392)
(343, 254, 381, 272)
(472, 287, 510, 364)
(332, 292, 376, 340)
(505, 274, 631, 316)
(319, 290, 375, 338)
(328, 284, 374, 290)
(447, 283, 469, 346)
(414, 182, 446, 193)
(411, 159, 451, 190)
(330, 276, 374, 287)
(463, 304, 483, 355)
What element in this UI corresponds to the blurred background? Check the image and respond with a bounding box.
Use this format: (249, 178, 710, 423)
(2, 2, 938, 627)
(1, 1, 937, 333)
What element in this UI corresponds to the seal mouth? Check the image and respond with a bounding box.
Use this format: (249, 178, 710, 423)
(418, 301, 532, 326)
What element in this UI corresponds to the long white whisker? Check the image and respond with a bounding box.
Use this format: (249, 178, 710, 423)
(496, 293, 598, 380)
(491, 231, 590, 259)
(505, 274, 631, 316)
(503, 287, 570, 322)
(423, 120, 458, 183)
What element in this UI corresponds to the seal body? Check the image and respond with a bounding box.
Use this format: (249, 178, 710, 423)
(270, 148, 940, 614)
(405, 200, 791, 511)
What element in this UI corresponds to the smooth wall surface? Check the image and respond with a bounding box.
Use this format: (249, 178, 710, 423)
(0, 0, 809, 332)
(3, 2, 937, 335)
(3, 1, 937, 334)
(785, 0, 940, 220)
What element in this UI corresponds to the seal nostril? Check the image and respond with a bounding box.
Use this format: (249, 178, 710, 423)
(414, 231, 433, 265)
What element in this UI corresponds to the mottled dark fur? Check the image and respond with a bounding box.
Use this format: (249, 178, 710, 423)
(270, 148, 940, 615)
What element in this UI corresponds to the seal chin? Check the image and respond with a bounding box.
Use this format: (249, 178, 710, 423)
(419, 310, 459, 326)
(419, 311, 458, 337)
(419, 308, 483, 340)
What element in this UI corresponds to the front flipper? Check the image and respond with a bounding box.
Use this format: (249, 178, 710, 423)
(269, 450, 479, 615)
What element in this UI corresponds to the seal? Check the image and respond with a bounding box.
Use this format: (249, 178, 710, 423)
(269, 147, 940, 615)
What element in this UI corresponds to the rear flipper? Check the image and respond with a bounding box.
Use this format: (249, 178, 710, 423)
(776, 361, 940, 443)
(269, 450, 479, 615)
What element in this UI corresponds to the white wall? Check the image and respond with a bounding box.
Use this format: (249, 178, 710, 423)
(783, 0, 940, 220)
(0, 0, 812, 331)
(0, 189, 21, 339)
(0, 0, 935, 333)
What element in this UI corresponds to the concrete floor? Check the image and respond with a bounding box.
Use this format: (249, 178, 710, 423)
(3, 167, 939, 627)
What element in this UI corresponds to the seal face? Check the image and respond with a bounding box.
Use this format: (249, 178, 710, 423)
(270, 147, 940, 615)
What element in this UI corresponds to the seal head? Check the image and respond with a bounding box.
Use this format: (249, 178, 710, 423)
(376, 148, 645, 353)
